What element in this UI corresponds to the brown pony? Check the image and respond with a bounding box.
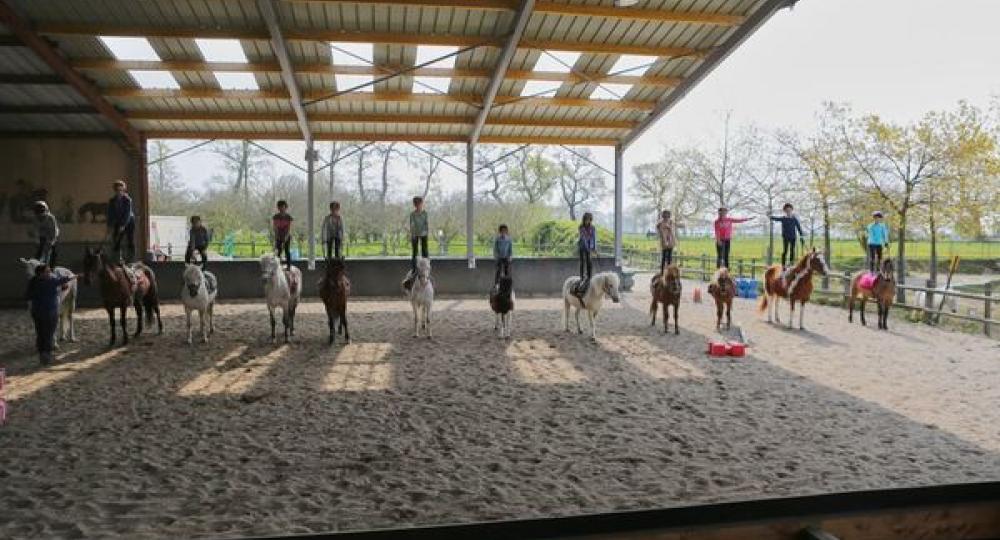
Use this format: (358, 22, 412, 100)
(318, 258, 351, 345)
(759, 247, 829, 330)
(848, 257, 895, 330)
(707, 267, 736, 330)
(649, 264, 682, 334)
(83, 247, 162, 347)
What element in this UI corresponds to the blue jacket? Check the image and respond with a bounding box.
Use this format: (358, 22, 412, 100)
(26, 275, 71, 316)
(107, 194, 134, 229)
(867, 222, 889, 246)
(493, 235, 512, 259)
(578, 224, 596, 251)
(770, 215, 804, 240)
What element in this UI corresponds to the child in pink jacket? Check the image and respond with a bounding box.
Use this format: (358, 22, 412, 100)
(714, 207, 753, 269)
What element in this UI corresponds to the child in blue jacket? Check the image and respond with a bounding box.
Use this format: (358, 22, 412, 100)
(866, 211, 890, 272)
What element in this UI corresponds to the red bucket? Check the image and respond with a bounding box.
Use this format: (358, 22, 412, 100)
(707, 341, 729, 356)
(728, 342, 746, 357)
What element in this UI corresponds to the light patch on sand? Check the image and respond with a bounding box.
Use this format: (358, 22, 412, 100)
(6, 349, 124, 401)
(177, 345, 286, 396)
(508, 339, 586, 384)
(323, 342, 394, 392)
(597, 336, 705, 380)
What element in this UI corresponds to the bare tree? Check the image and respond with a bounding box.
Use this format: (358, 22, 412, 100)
(509, 147, 557, 204)
(556, 148, 605, 220)
(630, 148, 705, 231)
(474, 146, 514, 204)
(745, 138, 798, 264)
(686, 112, 758, 211)
(211, 140, 271, 196)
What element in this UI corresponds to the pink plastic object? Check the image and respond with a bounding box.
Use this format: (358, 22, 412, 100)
(858, 272, 878, 291)
(707, 341, 729, 356)
(0, 398, 7, 425)
(728, 342, 746, 357)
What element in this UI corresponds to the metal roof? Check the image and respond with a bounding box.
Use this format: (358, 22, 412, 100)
(0, 0, 795, 148)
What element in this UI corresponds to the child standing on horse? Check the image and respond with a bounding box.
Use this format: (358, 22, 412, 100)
(493, 224, 512, 284)
(714, 207, 753, 269)
(26, 264, 79, 365)
(32, 201, 60, 267)
(769, 203, 805, 268)
(185, 215, 210, 267)
(321, 201, 345, 260)
(107, 180, 135, 263)
(656, 210, 677, 273)
(409, 196, 429, 274)
(574, 212, 597, 305)
(866, 211, 890, 272)
(272, 200, 294, 270)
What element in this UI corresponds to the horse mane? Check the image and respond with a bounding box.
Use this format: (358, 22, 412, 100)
(712, 267, 731, 283)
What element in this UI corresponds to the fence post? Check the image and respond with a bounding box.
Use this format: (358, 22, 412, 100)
(750, 258, 756, 280)
(700, 253, 707, 281)
(250, 238, 256, 258)
(985, 282, 993, 337)
(738, 259, 744, 279)
(923, 279, 936, 324)
(842, 270, 851, 307)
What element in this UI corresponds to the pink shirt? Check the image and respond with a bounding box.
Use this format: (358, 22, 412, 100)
(714, 216, 751, 241)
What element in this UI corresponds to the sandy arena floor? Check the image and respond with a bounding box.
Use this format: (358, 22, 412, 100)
(1, 276, 998, 539)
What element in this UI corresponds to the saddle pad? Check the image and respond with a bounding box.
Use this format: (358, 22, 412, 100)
(858, 272, 878, 291)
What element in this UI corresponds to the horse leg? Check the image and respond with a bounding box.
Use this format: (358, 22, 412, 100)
(107, 308, 116, 348)
(563, 301, 571, 333)
(715, 302, 722, 330)
(860, 298, 867, 326)
(133, 297, 144, 338)
(413, 306, 420, 338)
(68, 302, 76, 342)
(798, 301, 805, 330)
(154, 298, 163, 334)
(649, 297, 657, 326)
(208, 303, 215, 335)
(575, 308, 583, 334)
(199, 309, 208, 343)
(283, 309, 290, 343)
(120, 304, 129, 345)
(588, 310, 597, 340)
(774, 295, 782, 324)
(341, 314, 350, 344)
(269, 306, 277, 343)
(185, 309, 193, 345)
(726, 301, 732, 330)
(425, 307, 433, 339)
(848, 293, 854, 323)
(673, 303, 680, 335)
(662, 302, 669, 334)
(327, 312, 335, 345)
(495, 312, 500, 332)
(787, 300, 794, 329)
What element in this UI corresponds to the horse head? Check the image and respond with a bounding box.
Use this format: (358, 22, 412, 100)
(19, 257, 42, 279)
(326, 257, 346, 279)
(183, 264, 203, 298)
(495, 275, 513, 297)
(878, 257, 895, 281)
(416, 257, 431, 284)
(82, 246, 104, 285)
(260, 253, 279, 283)
(664, 264, 682, 294)
(712, 268, 735, 298)
(807, 247, 830, 276)
(599, 272, 621, 303)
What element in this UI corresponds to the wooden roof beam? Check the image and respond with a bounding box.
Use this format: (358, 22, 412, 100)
(145, 130, 619, 146)
(471, 0, 534, 144)
(256, 0, 311, 145)
(71, 59, 683, 87)
(38, 24, 707, 58)
(0, 1, 141, 151)
(276, 1, 745, 25)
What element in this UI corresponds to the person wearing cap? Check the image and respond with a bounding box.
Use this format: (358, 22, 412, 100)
(714, 207, 753, 269)
(32, 201, 60, 267)
(866, 211, 890, 272)
(769, 203, 805, 268)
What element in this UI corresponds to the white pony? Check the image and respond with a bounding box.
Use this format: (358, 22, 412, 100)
(180, 264, 217, 344)
(20, 257, 77, 344)
(562, 272, 621, 339)
(260, 253, 301, 343)
(408, 257, 434, 339)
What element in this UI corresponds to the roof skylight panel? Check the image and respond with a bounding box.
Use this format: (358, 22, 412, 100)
(520, 80, 563, 97)
(532, 51, 581, 73)
(195, 38, 250, 63)
(590, 83, 633, 100)
(413, 76, 450, 94)
(336, 74, 374, 93)
(330, 42, 374, 66)
(129, 70, 180, 89)
(99, 36, 161, 61)
(416, 45, 458, 68)
(215, 72, 258, 90)
(610, 55, 658, 75)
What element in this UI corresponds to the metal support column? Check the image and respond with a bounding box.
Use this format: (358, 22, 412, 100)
(614, 144, 624, 268)
(305, 144, 318, 270)
(466, 141, 475, 269)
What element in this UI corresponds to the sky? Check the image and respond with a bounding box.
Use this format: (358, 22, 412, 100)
(163, 0, 1000, 215)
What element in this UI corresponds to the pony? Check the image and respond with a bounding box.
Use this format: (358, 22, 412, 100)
(707, 267, 736, 330)
(181, 264, 217, 344)
(650, 264, 682, 334)
(849, 257, 896, 330)
(489, 274, 515, 339)
(319, 258, 351, 345)
(562, 272, 621, 339)
(260, 253, 301, 343)
(759, 247, 830, 330)
(19, 257, 77, 344)
(407, 257, 434, 338)
(83, 247, 162, 347)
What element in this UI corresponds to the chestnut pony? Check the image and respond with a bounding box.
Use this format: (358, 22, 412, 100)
(759, 248, 829, 330)
(649, 264, 682, 334)
(83, 247, 162, 347)
(848, 257, 895, 330)
(707, 267, 736, 330)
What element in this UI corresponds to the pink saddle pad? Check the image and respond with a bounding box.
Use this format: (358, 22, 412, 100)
(858, 272, 877, 290)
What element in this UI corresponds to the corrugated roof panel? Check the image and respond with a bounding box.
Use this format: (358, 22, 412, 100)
(0, 46, 54, 75)
(0, 83, 88, 106)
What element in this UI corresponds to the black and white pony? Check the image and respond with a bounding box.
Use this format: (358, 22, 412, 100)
(181, 264, 217, 344)
(490, 274, 515, 339)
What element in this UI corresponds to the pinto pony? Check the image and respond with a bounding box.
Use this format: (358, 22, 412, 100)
(849, 257, 895, 330)
(20, 257, 77, 344)
(650, 264, 682, 334)
(319, 258, 351, 345)
(83, 247, 162, 347)
(408, 257, 434, 339)
(759, 248, 830, 330)
(181, 264, 217, 344)
(562, 271, 621, 339)
(260, 253, 301, 343)
(490, 274, 515, 339)
(707, 268, 736, 330)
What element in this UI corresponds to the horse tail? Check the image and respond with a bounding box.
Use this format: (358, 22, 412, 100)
(758, 291, 769, 313)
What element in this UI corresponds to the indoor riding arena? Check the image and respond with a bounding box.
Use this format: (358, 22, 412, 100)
(1, 1, 998, 539)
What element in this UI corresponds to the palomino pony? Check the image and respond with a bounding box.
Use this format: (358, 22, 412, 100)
(650, 264, 682, 334)
(20, 257, 78, 344)
(181, 264, 217, 344)
(490, 274, 515, 339)
(319, 258, 351, 345)
(759, 247, 830, 330)
(562, 272, 621, 339)
(260, 253, 301, 343)
(849, 257, 896, 330)
(407, 257, 434, 338)
(707, 267, 736, 330)
(83, 247, 162, 347)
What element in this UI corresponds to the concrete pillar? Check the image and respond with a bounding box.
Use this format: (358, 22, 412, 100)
(305, 143, 318, 270)
(137, 135, 150, 261)
(466, 141, 475, 269)
(614, 143, 624, 267)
